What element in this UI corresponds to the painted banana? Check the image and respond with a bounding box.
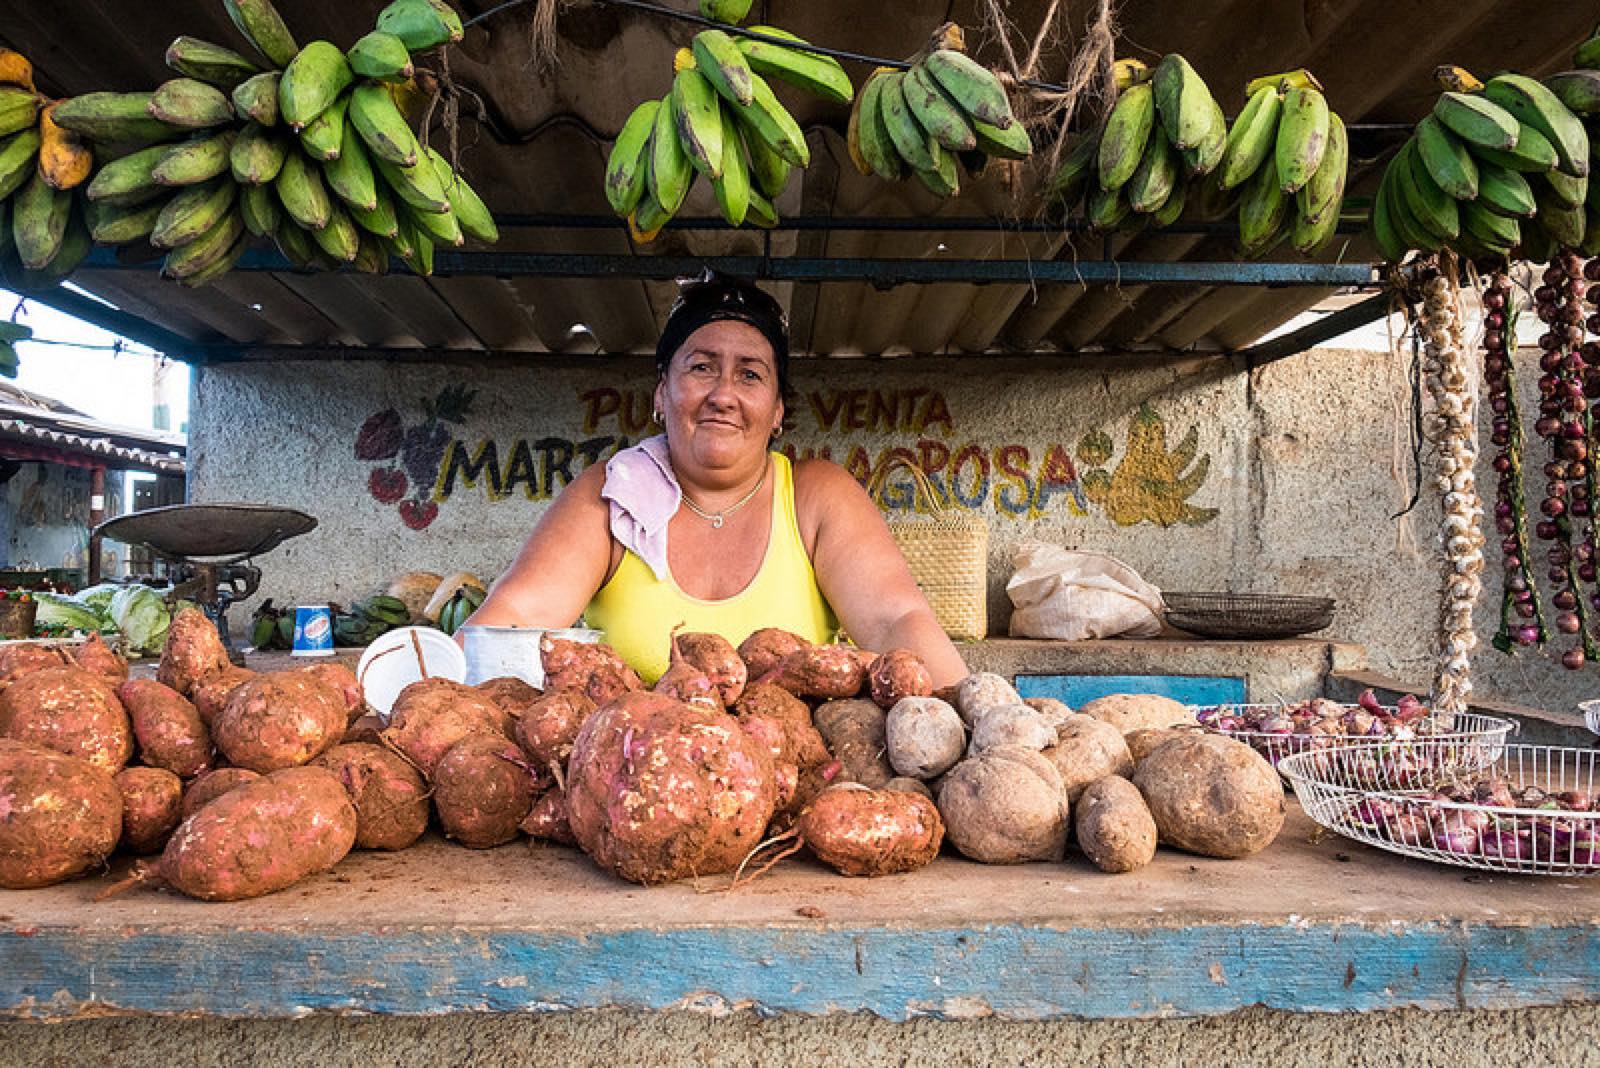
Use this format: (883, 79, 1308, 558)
(1218, 84, 1282, 191)
(691, 30, 754, 108)
(904, 61, 976, 152)
(279, 41, 353, 131)
(1097, 81, 1153, 191)
(604, 99, 658, 217)
(736, 26, 853, 105)
(673, 65, 725, 178)
(1274, 85, 1329, 193)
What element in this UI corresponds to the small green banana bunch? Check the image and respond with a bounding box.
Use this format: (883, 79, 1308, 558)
(847, 26, 1030, 199)
(334, 592, 412, 646)
(606, 27, 852, 241)
(435, 584, 484, 636)
(1372, 60, 1594, 265)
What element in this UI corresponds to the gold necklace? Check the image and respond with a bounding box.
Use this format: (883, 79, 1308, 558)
(680, 460, 769, 529)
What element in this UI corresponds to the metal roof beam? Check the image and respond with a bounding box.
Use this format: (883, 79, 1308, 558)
(1231, 292, 1396, 366)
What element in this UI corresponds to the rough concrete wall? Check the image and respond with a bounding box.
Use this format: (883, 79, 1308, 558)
(3, 1005, 1594, 1067)
(0, 462, 121, 573)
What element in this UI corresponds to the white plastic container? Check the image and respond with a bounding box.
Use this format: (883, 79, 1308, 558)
(357, 626, 468, 722)
(461, 625, 602, 688)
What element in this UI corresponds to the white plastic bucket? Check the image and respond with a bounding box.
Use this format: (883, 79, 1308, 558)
(356, 626, 467, 722)
(461, 625, 603, 688)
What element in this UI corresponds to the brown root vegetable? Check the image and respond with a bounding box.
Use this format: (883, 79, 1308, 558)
(476, 676, 543, 722)
(868, 650, 934, 709)
(969, 703, 1058, 754)
(937, 745, 1069, 864)
(813, 698, 893, 788)
(737, 627, 810, 680)
(676, 632, 747, 706)
(1023, 697, 1076, 731)
(653, 628, 722, 709)
(1133, 733, 1285, 859)
(296, 662, 365, 723)
(798, 783, 944, 877)
(190, 666, 258, 727)
(157, 607, 231, 696)
(1041, 715, 1134, 803)
(1126, 727, 1188, 764)
(212, 673, 348, 774)
(1078, 693, 1194, 735)
(1074, 774, 1158, 873)
(432, 733, 538, 849)
(116, 679, 211, 778)
(732, 683, 830, 768)
(520, 787, 576, 845)
(764, 644, 867, 700)
(312, 742, 429, 851)
(0, 740, 121, 887)
(885, 776, 933, 799)
(114, 766, 183, 855)
(180, 767, 261, 820)
(0, 666, 131, 773)
(0, 642, 71, 685)
(885, 696, 964, 779)
(343, 713, 386, 745)
(566, 691, 777, 885)
(513, 689, 596, 770)
(72, 633, 129, 682)
(953, 672, 1023, 727)
(383, 677, 508, 778)
(539, 636, 641, 705)
(157, 766, 357, 901)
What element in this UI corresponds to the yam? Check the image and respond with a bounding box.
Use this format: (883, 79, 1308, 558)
(312, 742, 429, 851)
(969, 703, 1057, 754)
(813, 698, 892, 788)
(158, 766, 357, 901)
(212, 673, 347, 773)
(297, 662, 365, 723)
(867, 649, 933, 710)
(383, 677, 508, 778)
(1078, 693, 1194, 735)
(520, 787, 576, 845)
(937, 745, 1069, 864)
(114, 766, 183, 855)
(476, 676, 543, 722)
(539, 636, 641, 704)
(0, 642, 71, 685)
(0, 740, 121, 887)
(433, 733, 538, 849)
(1126, 727, 1188, 764)
(798, 783, 944, 876)
(1074, 775, 1157, 873)
(117, 679, 210, 778)
(190, 666, 257, 726)
(653, 628, 722, 709)
(180, 767, 260, 820)
(343, 713, 386, 745)
(1023, 697, 1076, 731)
(0, 666, 131, 773)
(157, 607, 230, 696)
(885, 776, 933, 799)
(732, 683, 829, 768)
(1042, 715, 1134, 803)
(884, 696, 964, 779)
(566, 692, 777, 885)
(1133, 733, 1285, 858)
(513, 689, 596, 770)
(762, 644, 866, 700)
(953, 672, 1022, 727)
(676, 632, 748, 706)
(72, 633, 128, 682)
(737, 627, 810, 680)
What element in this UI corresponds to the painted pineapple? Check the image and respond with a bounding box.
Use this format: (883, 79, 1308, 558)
(1080, 403, 1217, 527)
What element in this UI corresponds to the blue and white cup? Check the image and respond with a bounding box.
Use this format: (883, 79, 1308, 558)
(292, 605, 335, 657)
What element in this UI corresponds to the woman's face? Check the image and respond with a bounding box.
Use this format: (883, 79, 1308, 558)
(655, 319, 784, 474)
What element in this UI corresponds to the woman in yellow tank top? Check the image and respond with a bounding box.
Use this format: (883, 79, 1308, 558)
(469, 274, 967, 687)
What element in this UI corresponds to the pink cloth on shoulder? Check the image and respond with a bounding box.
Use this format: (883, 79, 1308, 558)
(600, 435, 679, 583)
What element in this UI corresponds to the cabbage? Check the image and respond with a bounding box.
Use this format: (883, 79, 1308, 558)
(74, 583, 122, 618)
(110, 585, 173, 654)
(31, 591, 103, 633)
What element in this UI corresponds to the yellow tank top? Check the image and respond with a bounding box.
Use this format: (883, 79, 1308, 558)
(584, 452, 838, 684)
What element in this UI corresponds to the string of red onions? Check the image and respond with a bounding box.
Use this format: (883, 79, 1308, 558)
(1484, 273, 1545, 652)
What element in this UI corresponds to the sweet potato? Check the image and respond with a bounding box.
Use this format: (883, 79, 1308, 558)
(676, 632, 747, 706)
(117, 679, 211, 778)
(297, 662, 365, 723)
(732, 683, 829, 768)
(513, 689, 596, 771)
(0, 740, 121, 887)
(937, 745, 1069, 864)
(540, 636, 641, 705)
(180, 767, 260, 820)
(343, 713, 386, 745)
(953, 672, 1022, 727)
(1078, 693, 1194, 735)
(1126, 727, 1188, 764)
(885, 696, 964, 779)
(190, 666, 257, 726)
(654, 629, 722, 709)
(868, 650, 934, 710)
(312, 742, 429, 851)
(213, 673, 347, 774)
(566, 691, 777, 885)
(969, 703, 1058, 754)
(798, 783, 944, 876)
(762, 644, 866, 700)
(157, 765, 357, 901)
(520, 787, 576, 845)
(0, 642, 71, 685)
(433, 733, 538, 849)
(737, 627, 810, 680)
(157, 607, 230, 696)
(813, 698, 892, 788)
(476, 676, 543, 722)
(72, 633, 128, 682)
(1074, 774, 1158, 873)
(114, 766, 183, 855)
(1042, 715, 1134, 803)
(383, 677, 508, 778)
(1133, 733, 1285, 859)
(0, 666, 131, 773)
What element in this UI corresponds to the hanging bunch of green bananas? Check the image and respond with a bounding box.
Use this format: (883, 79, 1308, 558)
(846, 23, 1031, 199)
(435, 583, 484, 636)
(1371, 60, 1593, 265)
(605, 25, 852, 240)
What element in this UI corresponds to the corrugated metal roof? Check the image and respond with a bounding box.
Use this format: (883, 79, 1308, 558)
(2, 0, 1591, 359)
(0, 397, 186, 474)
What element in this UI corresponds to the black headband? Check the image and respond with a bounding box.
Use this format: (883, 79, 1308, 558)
(655, 272, 790, 389)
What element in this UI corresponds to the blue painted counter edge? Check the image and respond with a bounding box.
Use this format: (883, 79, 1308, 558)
(5, 920, 1600, 1021)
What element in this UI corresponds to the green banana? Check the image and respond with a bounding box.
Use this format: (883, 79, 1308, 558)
(1519, 216, 1556, 262)
(1238, 148, 1289, 255)
(52, 93, 182, 144)
(1550, 69, 1600, 117)
(422, 156, 494, 245)
(877, 71, 935, 173)
(1296, 112, 1346, 225)
(1086, 183, 1130, 230)
(88, 197, 168, 244)
(1396, 138, 1460, 240)
(224, 0, 300, 68)
(179, 228, 248, 287)
(1384, 156, 1442, 253)
(744, 187, 778, 228)
(1415, 114, 1478, 200)
(904, 61, 976, 152)
(913, 140, 959, 198)
(0, 88, 39, 138)
(1290, 195, 1340, 256)
(1434, 91, 1519, 151)
(230, 122, 289, 184)
(1218, 84, 1282, 191)
(151, 175, 237, 249)
(404, 195, 462, 246)
(326, 119, 379, 212)
(1180, 96, 1226, 177)
(239, 180, 280, 236)
(349, 183, 401, 238)
(1152, 53, 1220, 152)
(1460, 198, 1520, 252)
(691, 30, 754, 108)
(373, 153, 450, 214)
(148, 78, 234, 128)
(735, 26, 853, 105)
(85, 141, 170, 205)
(275, 149, 332, 230)
(1275, 86, 1329, 194)
(299, 93, 348, 161)
(1470, 123, 1558, 172)
(922, 49, 1012, 128)
(1544, 165, 1588, 208)
(649, 92, 692, 214)
(164, 209, 245, 280)
(349, 81, 420, 165)
(711, 103, 750, 225)
(376, 0, 463, 51)
(312, 202, 362, 261)
(853, 71, 901, 180)
(363, 595, 414, 624)
(153, 129, 237, 186)
(1475, 159, 1537, 217)
(165, 36, 261, 89)
(972, 116, 1031, 160)
(1151, 177, 1187, 227)
(699, 0, 752, 23)
(279, 41, 353, 131)
(1126, 123, 1178, 213)
(1483, 73, 1589, 177)
(12, 172, 70, 269)
(1535, 182, 1587, 245)
(352, 232, 389, 274)
(1044, 130, 1098, 210)
(0, 129, 41, 202)
(1370, 165, 1406, 263)
(629, 186, 671, 243)
(231, 71, 281, 126)
(673, 66, 725, 178)
(250, 612, 278, 650)
(1098, 81, 1153, 191)
(1577, 36, 1600, 70)
(740, 116, 793, 196)
(408, 220, 435, 276)
(735, 71, 809, 167)
(274, 214, 317, 266)
(604, 99, 659, 216)
(348, 31, 415, 84)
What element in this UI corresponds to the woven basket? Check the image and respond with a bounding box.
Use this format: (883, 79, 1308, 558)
(867, 457, 988, 641)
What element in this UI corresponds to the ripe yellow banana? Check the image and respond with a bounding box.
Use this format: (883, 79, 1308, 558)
(38, 105, 92, 191)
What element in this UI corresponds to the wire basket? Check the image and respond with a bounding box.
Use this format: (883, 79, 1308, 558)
(1280, 741, 1600, 876)
(1163, 592, 1335, 639)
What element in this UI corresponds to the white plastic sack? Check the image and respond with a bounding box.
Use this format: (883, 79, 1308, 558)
(1005, 540, 1164, 641)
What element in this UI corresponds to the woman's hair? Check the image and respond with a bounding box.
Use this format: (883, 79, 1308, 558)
(654, 271, 791, 396)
